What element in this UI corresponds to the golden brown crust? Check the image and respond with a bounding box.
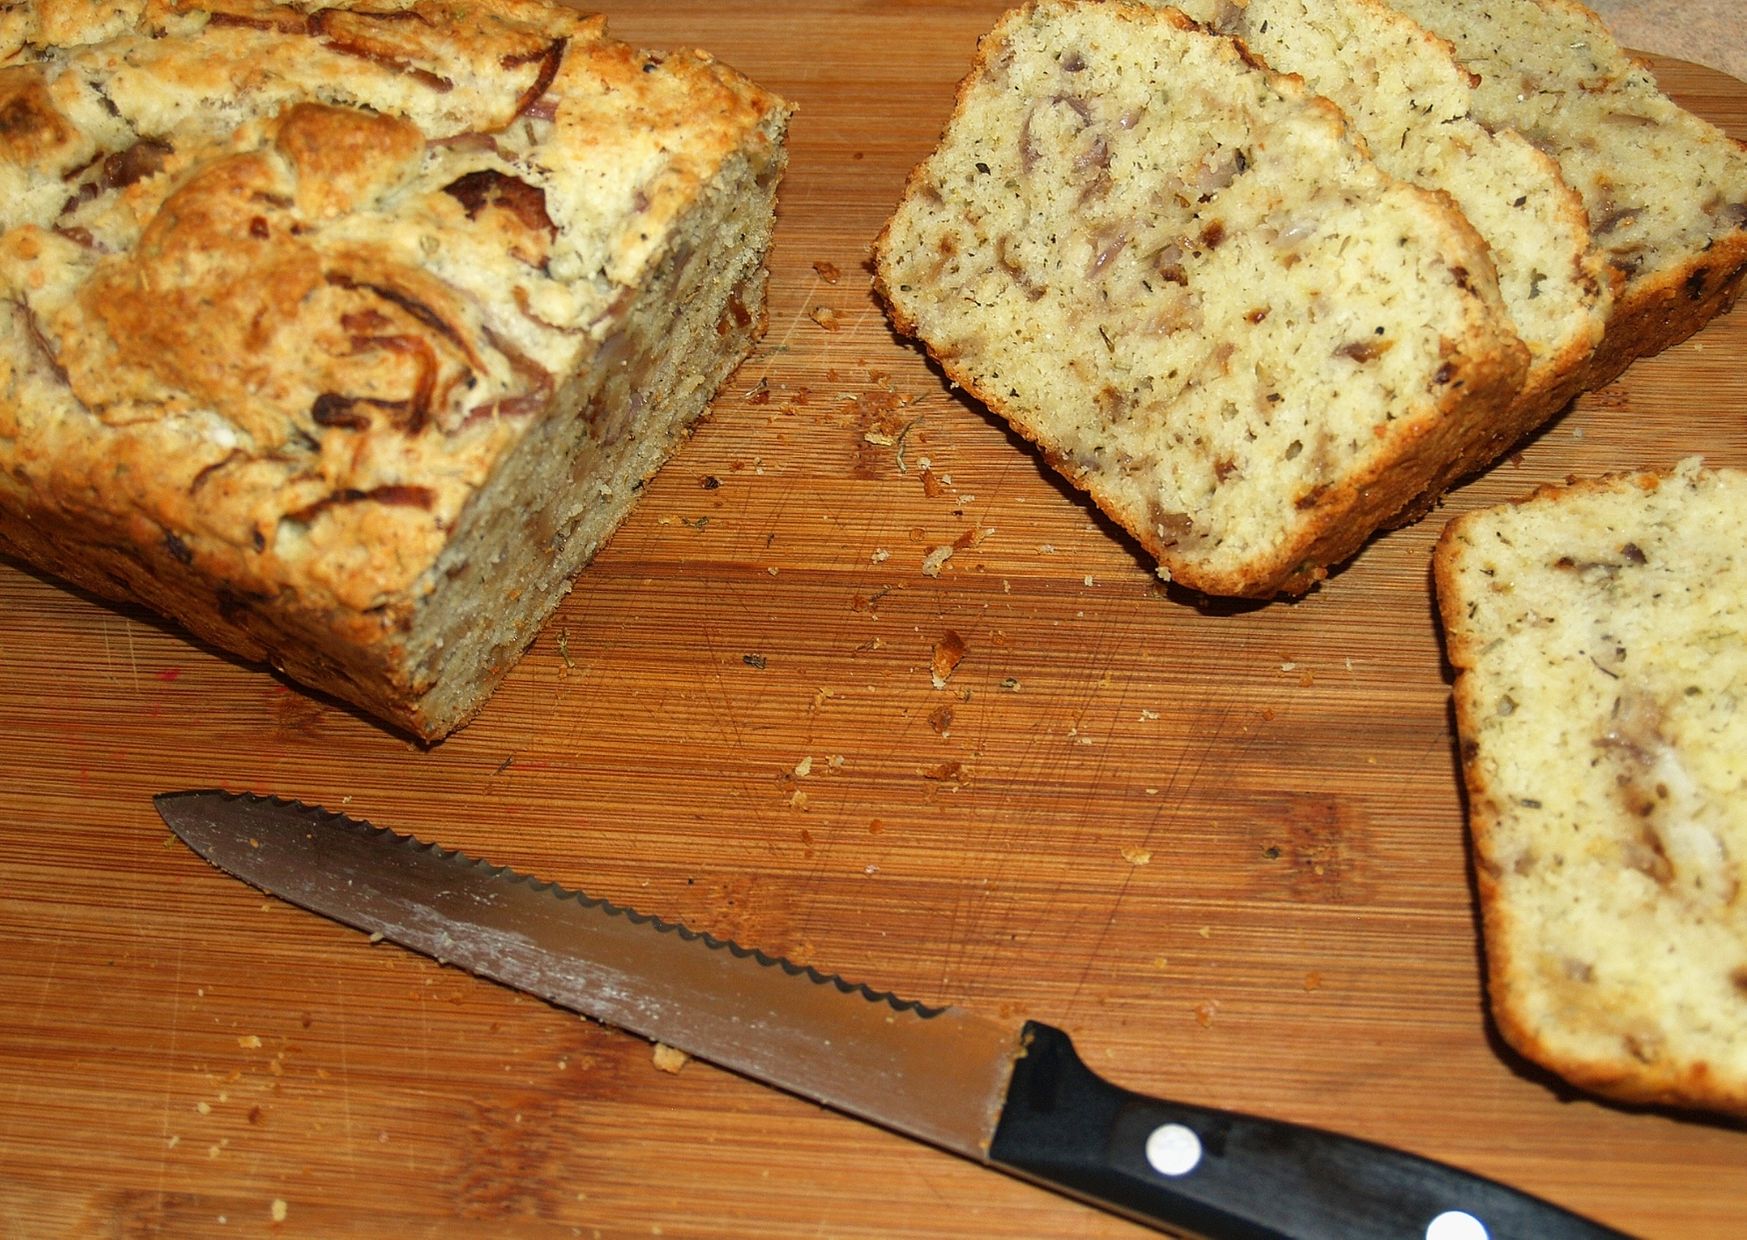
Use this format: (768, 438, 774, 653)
(1578, 225, 1747, 392)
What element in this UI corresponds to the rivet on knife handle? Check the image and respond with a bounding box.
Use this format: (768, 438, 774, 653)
(154, 791, 1631, 1240)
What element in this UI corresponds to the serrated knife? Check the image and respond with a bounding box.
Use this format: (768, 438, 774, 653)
(154, 790, 1626, 1240)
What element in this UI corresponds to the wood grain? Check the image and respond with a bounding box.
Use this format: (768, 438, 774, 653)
(3, 4, 1746, 1236)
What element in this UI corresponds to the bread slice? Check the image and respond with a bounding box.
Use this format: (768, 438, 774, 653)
(1434, 459, 1747, 1117)
(1169, 0, 1608, 505)
(873, 0, 1528, 597)
(1388, 0, 1747, 388)
(0, 0, 791, 739)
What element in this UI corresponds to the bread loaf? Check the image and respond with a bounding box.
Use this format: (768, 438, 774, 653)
(1434, 459, 1747, 1117)
(0, 0, 791, 739)
(1169, 0, 1609, 511)
(1388, 0, 1747, 388)
(874, 0, 1527, 597)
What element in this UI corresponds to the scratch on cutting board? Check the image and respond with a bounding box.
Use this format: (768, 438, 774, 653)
(953, 601, 1154, 993)
(744, 273, 829, 388)
(332, 974, 360, 1171)
(746, 267, 881, 388)
(5, 902, 71, 1129)
(99, 614, 142, 695)
(1066, 698, 1237, 1009)
(153, 937, 186, 1197)
(1047, 623, 1164, 1002)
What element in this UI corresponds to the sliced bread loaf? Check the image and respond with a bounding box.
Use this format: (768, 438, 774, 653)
(1170, 0, 1608, 503)
(0, 0, 792, 738)
(1434, 459, 1747, 1117)
(1388, 0, 1747, 387)
(874, 0, 1528, 597)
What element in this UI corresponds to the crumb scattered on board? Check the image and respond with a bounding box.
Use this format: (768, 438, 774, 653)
(931, 630, 967, 688)
(652, 1043, 690, 1074)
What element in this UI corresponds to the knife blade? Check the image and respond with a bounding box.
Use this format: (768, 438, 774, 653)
(154, 790, 1627, 1240)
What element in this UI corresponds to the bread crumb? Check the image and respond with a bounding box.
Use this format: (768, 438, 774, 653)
(793, 756, 813, 777)
(812, 260, 841, 284)
(195, 1101, 211, 1115)
(809, 305, 840, 331)
(1139, 709, 1160, 721)
(1193, 1000, 1219, 1028)
(652, 1043, 690, 1074)
(921, 545, 953, 576)
(931, 629, 968, 688)
(922, 760, 971, 787)
(1121, 847, 1152, 866)
(871, 548, 890, 562)
(788, 789, 810, 811)
(270, 1200, 288, 1224)
(237, 1035, 262, 1049)
(1083, 575, 1095, 587)
(1198, 926, 1212, 939)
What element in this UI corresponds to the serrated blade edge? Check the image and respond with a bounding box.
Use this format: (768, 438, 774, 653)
(154, 790, 1022, 1160)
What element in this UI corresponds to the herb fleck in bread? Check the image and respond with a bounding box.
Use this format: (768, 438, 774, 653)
(873, 0, 1528, 597)
(0, 0, 791, 739)
(1435, 459, 1747, 1118)
(1388, 0, 1747, 389)
(1169, 0, 1609, 505)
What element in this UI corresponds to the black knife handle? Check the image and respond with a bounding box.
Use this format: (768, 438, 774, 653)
(986, 1022, 1632, 1240)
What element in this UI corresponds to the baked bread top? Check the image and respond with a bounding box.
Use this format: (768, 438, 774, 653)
(1, 0, 785, 631)
(1435, 459, 1747, 1117)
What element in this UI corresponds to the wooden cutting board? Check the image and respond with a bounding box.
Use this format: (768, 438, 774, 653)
(2, 3, 1744, 1236)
